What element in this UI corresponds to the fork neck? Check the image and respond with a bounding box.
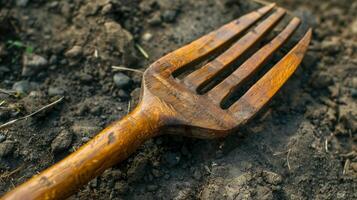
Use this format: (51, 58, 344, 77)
(1, 100, 165, 200)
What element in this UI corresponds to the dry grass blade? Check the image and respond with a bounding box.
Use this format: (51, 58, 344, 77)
(112, 66, 143, 74)
(0, 96, 64, 130)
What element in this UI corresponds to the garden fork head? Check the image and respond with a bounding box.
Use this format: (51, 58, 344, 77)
(2, 4, 312, 200)
(141, 3, 312, 138)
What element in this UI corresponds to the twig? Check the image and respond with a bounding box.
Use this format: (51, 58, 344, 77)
(0, 100, 5, 106)
(287, 148, 292, 171)
(343, 159, 350, 175)
(112, 66, 143, 74)
(0, 97, 64, 130)
(0, 165, 24, 179)
(135, 44, 149, 59)
(325, 138, 329, 153)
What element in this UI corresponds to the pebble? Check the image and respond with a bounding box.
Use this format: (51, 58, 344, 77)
(12, 80, 32, 94)
(79, 73, 93, 82)
(81, 136, 90, 143)
(104, 21, 133, 53)
(48, 87, 65, 96)
(65, 45, 83, 58)
(321, 39, 340, 54)
(162, 10, 178, 23)
(49, 55, 58, 65)
(193, 169, 202, 180)
(148, 12, 162, 26)
(351, 88, 357, 99)
(113, 73, 131, 88)
(142, 32, 153, 42)
(101, 3, 112, 15)
(0, 140, 15, 157)
(16, 0, 29, 7)
(48, 1, 59, 9)
(311, 72, 334, 89)
(51, 130, 73, 153)
(22, 54, 48, 76)
(0, 135, 6, 143)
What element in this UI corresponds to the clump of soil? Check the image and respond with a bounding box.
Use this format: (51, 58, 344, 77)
(0, 0, 356, 199)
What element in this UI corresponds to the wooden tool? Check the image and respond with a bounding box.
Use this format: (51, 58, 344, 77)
(2, 4, 311, 200)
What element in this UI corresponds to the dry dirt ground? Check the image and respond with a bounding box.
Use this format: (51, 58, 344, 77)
(0, 0, 356, 199)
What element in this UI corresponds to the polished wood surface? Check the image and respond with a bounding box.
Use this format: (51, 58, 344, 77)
(2, 4, 311, 200)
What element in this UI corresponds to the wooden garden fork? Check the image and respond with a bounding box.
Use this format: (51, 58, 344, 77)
(2, 4, 311, 200)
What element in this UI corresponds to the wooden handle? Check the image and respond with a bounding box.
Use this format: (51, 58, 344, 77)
(2, 104, 162, 200)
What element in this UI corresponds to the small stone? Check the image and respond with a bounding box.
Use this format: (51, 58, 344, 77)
(48, 87, 65, 96)
(142, 32, 153, 42)
(16, 0, 29, 7)
(0, 135, 6, 143)
(12, 80, 32, 94)
(351, 88, 357, 99)
(162, 10, 178, 23)
(104, 21, 133, 53)
(148, 12, 162, 26)
(193, 169, 202, 180)
(22, 54, 48, 76)
(51, 130, 73, 153)
(113, 73, 131, 88)
(65, 45, 83, 58)
(49, 55, 58, 65)
(101, 3, 112, 15)
(321, 38, 340, 54)
(0, 66, 10, 77)
(0, 140, 15, 157)
(163, 152, 181, 167)
(79, 73, 93, 82)
(48, 1, 59, 9)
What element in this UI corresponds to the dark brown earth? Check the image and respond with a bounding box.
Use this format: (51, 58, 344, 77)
(0, 0, 356, 199)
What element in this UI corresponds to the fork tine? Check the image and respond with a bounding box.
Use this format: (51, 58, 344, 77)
(153, 4, 276, 76)
(229, 29, 312, 122)
(208, 17, 301, 105)
(183, 8, 286, 91)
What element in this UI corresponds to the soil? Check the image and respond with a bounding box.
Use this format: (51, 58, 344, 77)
(0, 0, 356, 199)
